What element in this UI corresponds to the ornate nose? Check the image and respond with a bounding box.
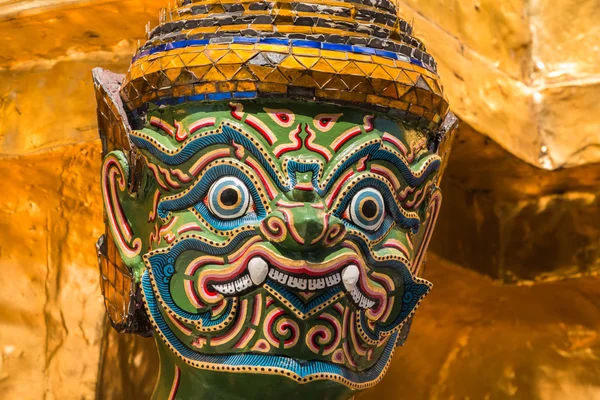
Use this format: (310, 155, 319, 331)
(260, 201, 346, 252)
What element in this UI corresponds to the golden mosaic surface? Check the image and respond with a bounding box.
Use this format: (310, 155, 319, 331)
(122, 42, 448, 128)
(120, 0, 450, 129)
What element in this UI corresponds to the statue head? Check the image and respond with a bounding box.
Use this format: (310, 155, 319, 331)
(94, 1, 456, 398)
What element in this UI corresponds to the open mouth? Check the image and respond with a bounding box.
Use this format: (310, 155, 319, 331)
(210, 256, 377, 311)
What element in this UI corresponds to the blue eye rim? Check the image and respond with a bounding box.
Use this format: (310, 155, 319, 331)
(332, 177, 420, 233)
(157, 162, 267, 230)
(348, 187, 386, 232)
(207, 176, 251, 220)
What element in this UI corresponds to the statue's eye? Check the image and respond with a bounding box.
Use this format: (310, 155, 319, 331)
(348, 187, 385, 232)
(207, 176, 251, 220)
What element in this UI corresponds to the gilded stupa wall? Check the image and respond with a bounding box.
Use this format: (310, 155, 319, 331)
(0, 1, 598, 399)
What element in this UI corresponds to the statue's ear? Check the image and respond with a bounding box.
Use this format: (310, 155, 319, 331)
(95, 68, 144, 267)
(412, 112, 458, 276)
(432, 111, 459, 183)
(95, 69, 151, 336)
(101, 151, 143, 267)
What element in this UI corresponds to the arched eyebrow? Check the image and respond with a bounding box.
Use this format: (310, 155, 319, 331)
(129, 122, 289, 192)
(320, 136, 441, 195)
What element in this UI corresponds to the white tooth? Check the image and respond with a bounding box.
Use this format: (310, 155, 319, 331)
(277, 273, 288, 285)
(351, 286, 361, 303)
(268, 268, 278, 279)
(248, 257, 269, 285)
(359, 294, 370, 309)
(270, 269, 288, 285)
(221, 282, 234, 294)
(241, 275, 252, 290)
(228, 282, 236, 294)
(268, 268, 288, 285)
(234, 278, 244, 292)
(326, 274, 341, 287)
(325, 276, 335, 287)
(342, 265, 360, 292)
(213, 284, 225, 293)
(308, 278, 326, 291)
(333, 273, 341, 285)
(287, 277, 307, 290)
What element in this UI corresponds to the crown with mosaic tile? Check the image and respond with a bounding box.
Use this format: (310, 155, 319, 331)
(121, 0, 450, 132)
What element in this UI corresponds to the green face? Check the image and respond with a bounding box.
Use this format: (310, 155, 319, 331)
(102, 100, 441, 396)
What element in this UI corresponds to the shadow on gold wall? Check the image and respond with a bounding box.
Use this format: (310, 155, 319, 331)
(433, 124, 600, 282)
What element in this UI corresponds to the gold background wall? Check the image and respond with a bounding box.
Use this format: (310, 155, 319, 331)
(0, 0, 598, 399)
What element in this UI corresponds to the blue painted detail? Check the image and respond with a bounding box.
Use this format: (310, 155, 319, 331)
(142, 269, 400, 384)
(321, 42, 352, 52)
(207, 92, 234, 101)
(148, 44, 167, 56)
(158, 164, 267, 230)
(187, 39, 211, 47)
(372, 148, 441, 188)
(375, 49, 398, 59)
(146, 245, 237, 323)
(333, 177, 420, 232)
(207, 176, 251, 220)
(233, 37, 259, 44)
(171, 41, 190, 49)
(321, 142, 382, 195)
(351, 46, 377, 55)
(348, 187, 386, 231)
(136, 91, 258, 108)
(129, 124, 289, 193)
(286, 160, 321, 194)
(258, 38, 289, 46)
(291, 39, 321, 48)
(188, 94, 208, 102)
(131, 38, 426, 71)
(359, 264, 429, 342)
(346, 233, 431, 341)
(232, 91, 257, 99)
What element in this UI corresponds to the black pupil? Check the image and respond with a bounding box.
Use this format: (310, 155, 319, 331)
(362, 199, 378, 219)
(280, 115, 288, 122)
(221, 188, 239, 206)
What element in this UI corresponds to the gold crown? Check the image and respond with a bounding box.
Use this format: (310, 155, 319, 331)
(121, 0, 450, 131)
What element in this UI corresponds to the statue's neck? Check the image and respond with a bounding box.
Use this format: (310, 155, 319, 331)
(152, 340, 183, 400)
(152, 338, 246, 400)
